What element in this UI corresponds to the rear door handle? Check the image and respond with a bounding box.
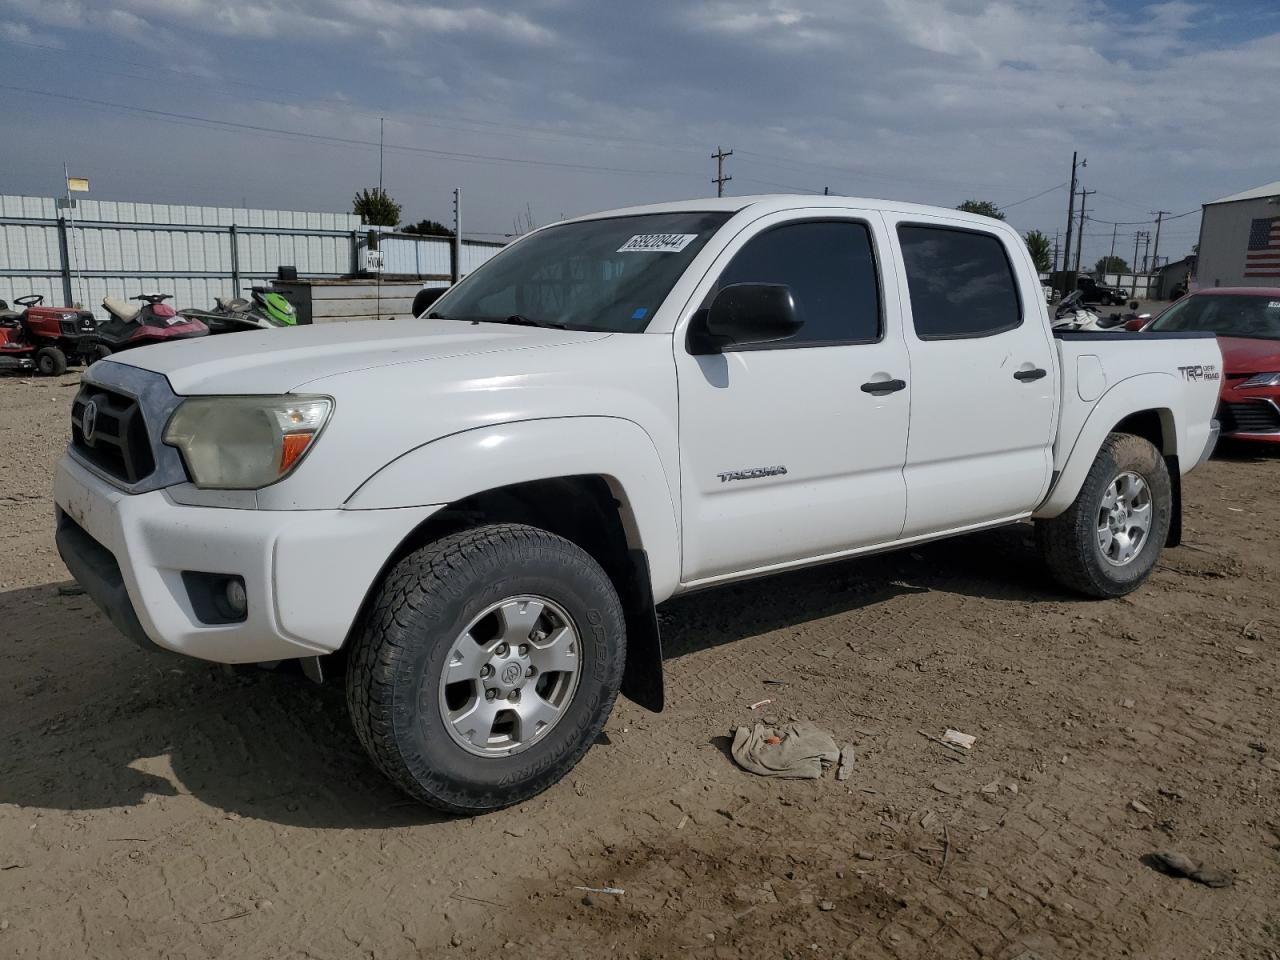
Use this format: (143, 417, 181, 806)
(861, 378, 907, 394)
(1014, 368, 1047, 382)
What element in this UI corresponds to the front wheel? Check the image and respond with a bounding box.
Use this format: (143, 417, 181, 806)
(1036, 433, 1172, 598)
(346, 523, 626, 814)
(34, 346, 67, 376)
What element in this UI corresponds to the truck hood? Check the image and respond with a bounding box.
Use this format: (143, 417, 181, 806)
(107, 318, 610, 395)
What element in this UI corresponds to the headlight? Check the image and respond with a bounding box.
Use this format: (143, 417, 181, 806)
(163, 395, 332, 489)
(1240, 372, 1280, 389)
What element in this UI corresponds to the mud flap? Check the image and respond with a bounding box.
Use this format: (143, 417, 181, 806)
(619, 548, 664, 712)
(1165, 456, 1182, 547)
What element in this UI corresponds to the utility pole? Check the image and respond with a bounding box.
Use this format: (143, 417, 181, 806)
(451, 188, 461, 285)
(1062, 152, 1085, 290)
(1142, 231, 1151, 274)
(378, 118, 385, 194)
(1108, 223, 1118, 276)
(712, 146, 733, 198)
(1131, 231, 1145, 297)
(1150, 210, 1169, 281)
(1053, 232, 1060, 275)
(1074, 187, 1095, 274)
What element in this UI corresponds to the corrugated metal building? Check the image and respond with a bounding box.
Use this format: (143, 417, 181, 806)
(1196, 181, 1280, 288)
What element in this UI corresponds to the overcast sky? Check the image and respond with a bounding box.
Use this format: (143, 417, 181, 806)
(3, 0, 1278, 268)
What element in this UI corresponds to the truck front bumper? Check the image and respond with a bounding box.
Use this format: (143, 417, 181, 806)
(54, 454, 440, 664)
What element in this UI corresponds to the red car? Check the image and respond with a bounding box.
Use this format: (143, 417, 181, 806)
(1141, 287, 1280, 443)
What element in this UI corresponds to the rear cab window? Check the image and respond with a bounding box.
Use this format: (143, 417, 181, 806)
(897, 225, 1022, 339)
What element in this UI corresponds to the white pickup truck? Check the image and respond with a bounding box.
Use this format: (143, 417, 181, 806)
(54, 195, 1221, 813)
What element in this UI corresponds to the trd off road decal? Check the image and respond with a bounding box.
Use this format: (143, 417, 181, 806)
(1177, 363, 1220, 382)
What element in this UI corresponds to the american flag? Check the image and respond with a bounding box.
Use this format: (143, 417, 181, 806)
(1245, 216, 1280, 278)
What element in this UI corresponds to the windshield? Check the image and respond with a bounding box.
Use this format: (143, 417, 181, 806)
(1148, 293, 1280, 340)
(427, 211, 732, 332)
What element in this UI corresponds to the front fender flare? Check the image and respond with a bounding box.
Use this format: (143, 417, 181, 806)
(344, 416, 682, 604)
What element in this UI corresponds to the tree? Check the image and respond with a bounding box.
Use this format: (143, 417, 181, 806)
(352, 187, 401, 227)
(402, 218, 454, 237)
(1094, 255, 1130, 274)
(1023, 230, 1052, 273)
(956, 199, 1005, 220)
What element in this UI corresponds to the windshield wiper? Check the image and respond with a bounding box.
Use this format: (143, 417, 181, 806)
(497, 314, 568, 330)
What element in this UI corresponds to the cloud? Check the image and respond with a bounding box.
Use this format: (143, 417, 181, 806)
(0, 0, 1275, 269)
(0, 18, 65, 46)
(0, 0, 555, 45)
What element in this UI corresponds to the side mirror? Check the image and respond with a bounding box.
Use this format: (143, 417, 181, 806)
(690, 283, 803, 353)
(412, 286, 449, 317)
(1128, 300, 1139, 310)
(1124, 317, 1148, 332)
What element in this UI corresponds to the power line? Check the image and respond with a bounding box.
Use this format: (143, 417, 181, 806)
(1000, 181, 1069, 211)
(0, 84, 700, 180)
(0, 35, 716, 159)
(734, 148, 1049, 195)
(1086, 208, 1199, 226)
(735, 176, 824, 194)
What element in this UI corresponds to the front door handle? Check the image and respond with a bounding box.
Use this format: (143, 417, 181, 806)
(861, 378, 907, 394)
(1014, 368, 1047, 382)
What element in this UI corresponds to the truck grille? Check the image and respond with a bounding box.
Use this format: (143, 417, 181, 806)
(71, 384, 157, 483)
(1219, 400, 1280, 435)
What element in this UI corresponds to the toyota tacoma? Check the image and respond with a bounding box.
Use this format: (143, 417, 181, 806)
(55, 196, 1222, 813)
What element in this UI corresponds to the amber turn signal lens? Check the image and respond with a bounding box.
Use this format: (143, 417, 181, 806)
(279, 433, 313, 474)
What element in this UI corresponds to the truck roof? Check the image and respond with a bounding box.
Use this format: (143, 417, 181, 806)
(560, 194, 1017, 231)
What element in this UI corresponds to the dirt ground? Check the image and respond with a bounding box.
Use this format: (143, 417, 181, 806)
(1, 371, 1277, 960)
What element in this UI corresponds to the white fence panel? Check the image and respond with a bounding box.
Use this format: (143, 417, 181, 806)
(461, 243, 502, 274)
(2, 195, 507, 319)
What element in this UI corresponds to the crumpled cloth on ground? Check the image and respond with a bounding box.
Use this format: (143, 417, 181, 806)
(730, 722, 840, 779)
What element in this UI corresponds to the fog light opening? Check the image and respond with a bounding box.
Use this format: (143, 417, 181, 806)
(181, 571, 248, 625)
(223, 577, 248, 618)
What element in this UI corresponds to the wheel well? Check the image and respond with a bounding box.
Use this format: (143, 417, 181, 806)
(1111, 409, 1182, 547)
(1112, 409, 1172, 455)
(348, 475, 665, 711)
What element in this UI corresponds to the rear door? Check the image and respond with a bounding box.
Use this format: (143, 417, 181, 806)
(674, 211, 911, 583)
(883, 215, 1058, 536)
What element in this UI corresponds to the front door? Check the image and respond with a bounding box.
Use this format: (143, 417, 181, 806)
(883, 215, 1058, 537)
(675, 212, 912, 584)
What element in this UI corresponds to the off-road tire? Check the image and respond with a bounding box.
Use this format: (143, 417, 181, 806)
(1036, 432, 1171, 598)
(346, 523, 626, 814)
(86, 344, 112, 365)
(35, 346, 67, 377)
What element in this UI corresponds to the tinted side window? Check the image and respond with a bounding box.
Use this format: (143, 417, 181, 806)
(898, 226, 1021, 339)
(715, 221, 881, 345)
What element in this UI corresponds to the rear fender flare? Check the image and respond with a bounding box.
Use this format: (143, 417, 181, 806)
(344, 417, 681, 602)
(1035, 373, 1181, 518)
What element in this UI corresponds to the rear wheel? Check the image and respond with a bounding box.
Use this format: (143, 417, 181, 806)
(34, 346, 67, 376)
(346, 523, 626, 814)
(85, 344, 112, 365)
(1036, 432, 1171, 598)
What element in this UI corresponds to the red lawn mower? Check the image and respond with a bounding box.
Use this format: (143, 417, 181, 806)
(0, 293, 210, 376)
(0, 301, 36, 374)
(0, 295, 104, 375)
